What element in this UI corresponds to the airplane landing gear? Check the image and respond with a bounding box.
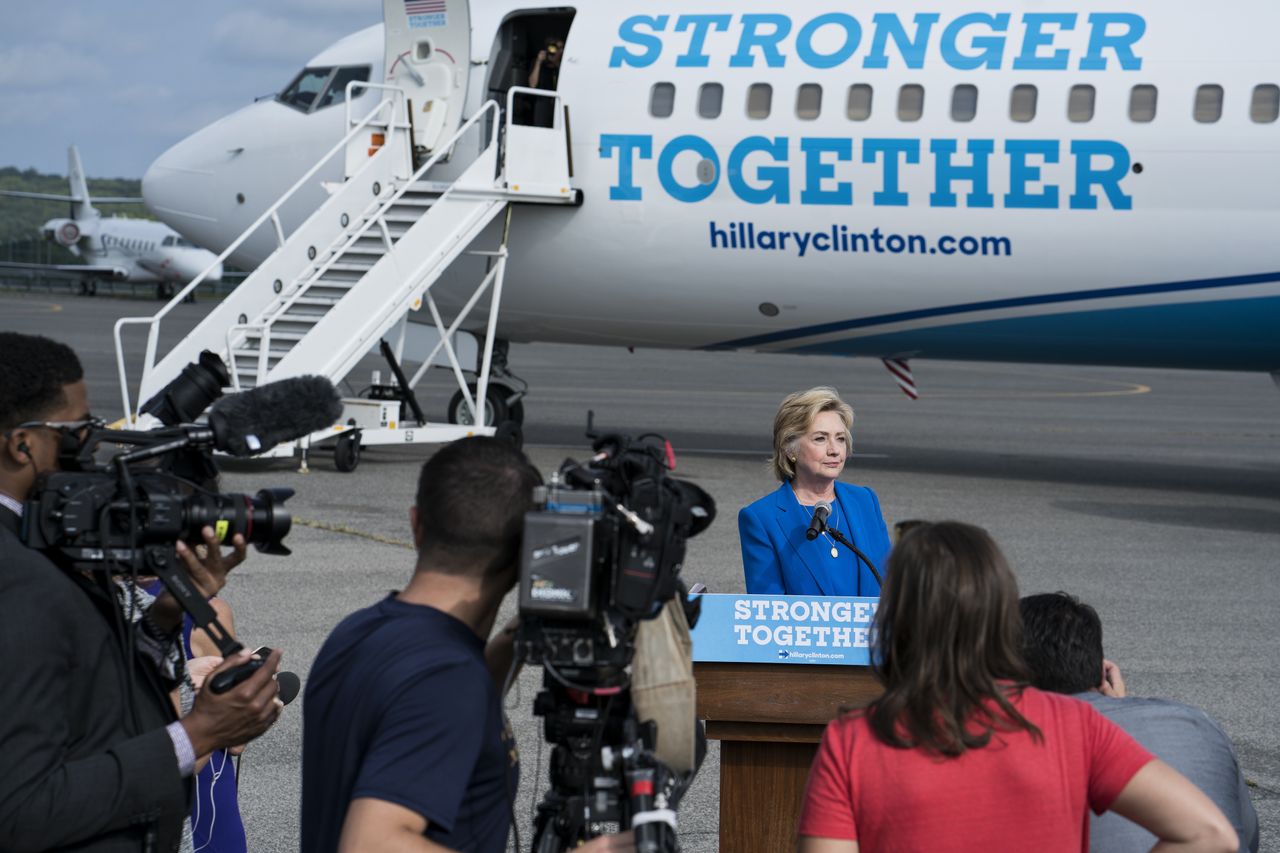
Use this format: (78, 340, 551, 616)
(78, 279, 97, 296)
(445, 339, 527, 427)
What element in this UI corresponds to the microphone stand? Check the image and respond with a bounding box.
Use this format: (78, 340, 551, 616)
(818, 520, 884, 588)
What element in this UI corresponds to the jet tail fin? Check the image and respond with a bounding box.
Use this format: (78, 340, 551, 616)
(67, 145, 94, 221)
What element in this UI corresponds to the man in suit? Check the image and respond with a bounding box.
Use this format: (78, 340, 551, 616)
(0, 332, 283, 852)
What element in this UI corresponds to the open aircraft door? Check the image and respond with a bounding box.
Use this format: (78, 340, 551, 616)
(382, 0, 471, 159)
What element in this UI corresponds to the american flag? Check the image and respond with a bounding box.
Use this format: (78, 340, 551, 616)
(405, 0, 446, 13)
(883, 358, 919, 400)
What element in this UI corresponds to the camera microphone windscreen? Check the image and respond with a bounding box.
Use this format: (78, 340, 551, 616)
(276, 671, 301, 706)
(805, 501, 831, 541)
(207, 376, 342, 457)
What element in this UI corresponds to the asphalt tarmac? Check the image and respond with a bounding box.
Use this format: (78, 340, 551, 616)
(2, 290, 1277, 851)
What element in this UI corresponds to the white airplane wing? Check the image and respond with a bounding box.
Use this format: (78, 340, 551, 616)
(0, 260, 129, 279)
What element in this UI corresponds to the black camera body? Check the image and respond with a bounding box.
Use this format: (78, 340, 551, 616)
(515, 429, 714, 852)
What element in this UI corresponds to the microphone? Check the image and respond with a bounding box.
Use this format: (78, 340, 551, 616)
(207, 376, 343, 457)
(805, 501, 831, 541)
(276, 671, 301, 706)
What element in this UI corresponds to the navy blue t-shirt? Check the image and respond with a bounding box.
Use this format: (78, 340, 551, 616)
(301, 595, 517, 853)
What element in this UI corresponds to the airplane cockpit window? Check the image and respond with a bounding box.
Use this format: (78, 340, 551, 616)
(1194, 85, 1224, 123)
(162, 236, 174, 247)
(279, 67, 333, 112)
(316, 66, 373, 110)
(1251, 85, 1279, 123)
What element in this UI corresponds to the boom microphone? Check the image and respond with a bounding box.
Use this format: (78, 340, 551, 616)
(207, 376, 343, 457)
(805, 501, 831, 541)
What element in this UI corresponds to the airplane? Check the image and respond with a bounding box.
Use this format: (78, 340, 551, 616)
(135, 0, 1280, 428)
(1, 146, 222, 299)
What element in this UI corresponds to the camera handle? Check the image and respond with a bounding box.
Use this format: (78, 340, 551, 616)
(143, 544, 253, 694)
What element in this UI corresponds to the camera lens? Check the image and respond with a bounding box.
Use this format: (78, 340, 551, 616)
(183, 487, 295, 555)
(141, 350, 231, 425)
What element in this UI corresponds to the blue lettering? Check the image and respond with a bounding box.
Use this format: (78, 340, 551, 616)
(1013, 14, 1076, 70)
(1005, 140, 1060, 209)
(1070, 140, 1132, 210)
(864, 13, 940, 70)
(930, 139, 994, 208)
(1080, 13, 1145, 71)
(609, 15, 669, 68)
(674, 15, 731, 68)
(795, 13, 861, 70)
(730, 14, 792, 68)
(940, 13, 1009, 70)
(658, 135, 720, 203)
(727, 136, 790, 205)
(862, 139, 919, 206)
(800, 138, 852, 205)
(600, 134, 652, 200)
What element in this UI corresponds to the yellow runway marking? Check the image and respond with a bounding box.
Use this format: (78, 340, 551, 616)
(0, 300, 63, 314)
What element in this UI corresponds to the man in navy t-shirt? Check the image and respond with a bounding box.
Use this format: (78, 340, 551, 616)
(301, 437, 636, 853)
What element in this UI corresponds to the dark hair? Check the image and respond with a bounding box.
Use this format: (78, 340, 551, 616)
(414, 436, 541, 577)
(1019, 592, 1104, 695)
(866, 521, 1041, 756)
(0, 333, 84, 432)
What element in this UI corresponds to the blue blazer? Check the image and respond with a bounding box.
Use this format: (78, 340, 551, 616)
(739, 481, 891, 596)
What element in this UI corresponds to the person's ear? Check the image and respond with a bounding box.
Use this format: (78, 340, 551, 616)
(1, 429, 33, 465)
(409, 506, 423, 549)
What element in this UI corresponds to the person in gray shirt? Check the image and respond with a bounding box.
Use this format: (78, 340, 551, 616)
(1020, 592, 1259, 853)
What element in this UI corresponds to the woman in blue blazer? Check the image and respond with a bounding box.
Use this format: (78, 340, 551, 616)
(739, 387, 891, 596)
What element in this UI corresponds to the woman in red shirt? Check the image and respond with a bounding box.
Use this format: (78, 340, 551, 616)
(798, 522, 1236, 853)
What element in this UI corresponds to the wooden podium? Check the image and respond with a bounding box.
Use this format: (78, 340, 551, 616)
(694, 661, 881, 853)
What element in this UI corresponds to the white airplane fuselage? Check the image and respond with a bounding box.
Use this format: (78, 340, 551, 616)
(143, 2, 1280, 372)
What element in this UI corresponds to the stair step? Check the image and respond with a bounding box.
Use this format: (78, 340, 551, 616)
(291, 296, 343, 307)
(244, 329, 305, 342)
(276, 313, 323, 325)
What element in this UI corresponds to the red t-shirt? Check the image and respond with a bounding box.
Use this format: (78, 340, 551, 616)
(799, 687, 1154, 852)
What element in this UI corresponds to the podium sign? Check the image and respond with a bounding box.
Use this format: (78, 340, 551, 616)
(690, 593, 879, 666)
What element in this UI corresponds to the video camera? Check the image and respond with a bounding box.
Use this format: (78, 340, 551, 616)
(23, 351, 341, 684)
(516, 419, 715, 852)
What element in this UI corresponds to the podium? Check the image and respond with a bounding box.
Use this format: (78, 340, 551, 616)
(688, 594, 883, 853)
(695, 662, 881, 852)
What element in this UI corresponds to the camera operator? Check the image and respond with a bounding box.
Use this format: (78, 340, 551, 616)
(0, 332, 283, 852)
(301, 437, 634, 853)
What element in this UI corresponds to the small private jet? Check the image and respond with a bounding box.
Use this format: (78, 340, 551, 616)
(121, 0, 1280, 440)
(1, 146, 222, 298)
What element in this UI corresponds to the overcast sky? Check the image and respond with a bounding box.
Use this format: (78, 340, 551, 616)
(0, 1, 379, 178)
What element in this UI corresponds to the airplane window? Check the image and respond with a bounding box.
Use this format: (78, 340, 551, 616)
(1068, 85, 1096, 122)
(650, 83, 675, 118)
(176, 237, 194, 248)
(951, 85, 978, 122)
(1129, 85, 1158, 122)
(279, 66, 333, 112)
(897, 85, 924, 122)
(1251, 84, 1280, 123)
(796, 84, 822, 120)
(1194, 84, 1224, 123)
(316, 66, 373, 110)
(846, 85, 873, 121)
(162, 236, 174, 247)
(698, 84, 724, 119)
(1010, 85, 1038, 122)
(747, 84, 773, 119)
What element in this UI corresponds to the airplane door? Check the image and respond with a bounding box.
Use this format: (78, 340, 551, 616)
(383, 0, 470, 157)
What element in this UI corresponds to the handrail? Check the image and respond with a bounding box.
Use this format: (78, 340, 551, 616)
(113, 90, 408, 422)
(505, 86, 564, 131)
(238, 100, 504, 388)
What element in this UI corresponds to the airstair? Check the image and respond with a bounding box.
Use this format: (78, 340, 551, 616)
(113, 84, 576, 470)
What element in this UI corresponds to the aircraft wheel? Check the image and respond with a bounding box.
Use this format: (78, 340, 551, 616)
(447, 385, 509, 427)
(79, 280, 97, 296)
(334, 432, 361, 473)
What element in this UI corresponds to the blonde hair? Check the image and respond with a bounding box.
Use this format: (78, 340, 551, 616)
(770, 386, 855, 481)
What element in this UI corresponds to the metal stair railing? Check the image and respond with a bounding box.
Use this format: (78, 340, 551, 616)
(233, 99, 506, 390)
(112, 87, 408, 422)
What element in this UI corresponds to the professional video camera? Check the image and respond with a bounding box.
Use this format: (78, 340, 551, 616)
(23, 351, 341, 686)
(516, 419, 715, 852)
